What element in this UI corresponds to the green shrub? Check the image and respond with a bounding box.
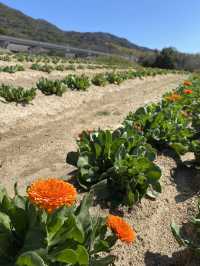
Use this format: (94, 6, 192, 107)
(66, 128, 160, 206)
(106, 154, 161, 206)
(55, 64, 65, 71)
(106, 72, 124, 85)
(64, 74, 90, 91)
(91, 73, 108, 86)
(0, 65, 24, 73)
(37, 78, 67, 96)
(124, 101, 194, 156)
(31, 64, 53, 73)
(0, 84, 36, 104)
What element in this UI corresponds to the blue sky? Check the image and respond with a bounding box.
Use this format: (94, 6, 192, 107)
(1, 0, 200, 53)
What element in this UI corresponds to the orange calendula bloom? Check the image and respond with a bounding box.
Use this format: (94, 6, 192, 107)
(106, 215, 136, 244)
(183, 89, 193, 94)
(165, 93, 182, 102)
(28, 178, 77, 213)
(184, 81, 192, 86)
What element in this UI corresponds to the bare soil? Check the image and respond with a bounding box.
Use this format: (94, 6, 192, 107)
(0, 72, 199, 266)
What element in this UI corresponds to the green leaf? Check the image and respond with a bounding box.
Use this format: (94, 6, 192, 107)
(171, 222, 186, 246)
(46, 206, 70, 246)
(16, 251, 47, 266)
(171, 143, 188, 155)
(54, 249, 77, 264)
(0, 211, 11, 230)
(0, 184, 7, 204)
(76, 245, 89, 265)
(76, 192, 93, 229)
(77, 156, 89, 168)
(66, 151, 79, 166)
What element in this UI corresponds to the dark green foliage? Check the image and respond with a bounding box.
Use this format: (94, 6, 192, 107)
(92, 73, 108, 86)
(0, 64, 24, 73)
(37, 78, 67, 96)
(31, 64, 53, 73)
(106, 72, 124, 85)
(66, 128, 161, 206)
(0, 84, 36, 104)
(64, 74, 90, 91)
(124, 101, 194, 155)
(106, 155, 161, 206)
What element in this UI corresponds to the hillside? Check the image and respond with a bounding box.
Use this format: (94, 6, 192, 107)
(0, 2, 153, 57)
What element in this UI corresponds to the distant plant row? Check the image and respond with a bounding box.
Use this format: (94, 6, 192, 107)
(0, 68, 176, 104)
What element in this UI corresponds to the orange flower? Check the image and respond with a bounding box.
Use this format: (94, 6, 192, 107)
(165, 93, 182, 102)
(183, 89, 192, 94)
(28, 178, 77, 213)
(106, 215, 136, 244)
(184, 81, 192, 86)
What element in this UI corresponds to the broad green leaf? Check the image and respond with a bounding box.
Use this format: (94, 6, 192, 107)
(16, 251, 47, 266)
(0, 211, 11, 230)
(171, 222, 186, 246)
(76, 245, 89, 265)
(54, 249, 77, 264)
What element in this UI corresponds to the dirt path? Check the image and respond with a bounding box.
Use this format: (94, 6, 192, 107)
(1, 73, 199, 266)
(0, 74, 186, 194)
(0, 75, 186, 190)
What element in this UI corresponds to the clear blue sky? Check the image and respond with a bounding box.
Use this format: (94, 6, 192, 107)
(1, 0, 200, 53)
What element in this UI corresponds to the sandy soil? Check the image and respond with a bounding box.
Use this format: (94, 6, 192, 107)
(0, 73, 199, 265)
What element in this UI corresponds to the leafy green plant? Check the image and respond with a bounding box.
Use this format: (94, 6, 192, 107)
(64, 74, 90, 91)
(55, 65, 65, 71)
(0, 84, 36, 104)
(0, 65, 24, 73)
(66, 128, 160, 206)
(37, 78, 67, 96)
(124, 102, 194, 156)
(0, 184, 118, 266)
(106, 72, 124, 85)
(92, 73, 108, 86)
(105, 154, 161, 206)
(31, 64, 53, 73)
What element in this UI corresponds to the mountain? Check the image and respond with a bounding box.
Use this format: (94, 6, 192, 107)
(0, 2, 153, 57)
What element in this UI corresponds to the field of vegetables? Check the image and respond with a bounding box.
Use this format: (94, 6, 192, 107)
(0, 52, 199, 266)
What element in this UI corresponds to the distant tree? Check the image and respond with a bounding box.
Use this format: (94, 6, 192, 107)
(153, 47, 178, 69)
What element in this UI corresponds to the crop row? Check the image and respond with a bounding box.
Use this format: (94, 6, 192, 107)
(30, 63, 113, 73)
(0, 68, 175, 104)
(0, 64, 24, 73)
(0, 76, 199, 265)
(66, 76, 200, 256)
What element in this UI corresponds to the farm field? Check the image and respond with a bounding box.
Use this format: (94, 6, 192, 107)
(0, 53, 200, 266)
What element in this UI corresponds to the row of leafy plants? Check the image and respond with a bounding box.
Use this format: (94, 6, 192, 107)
(0, 68, 175, 103)
(66, 76, 200, 258)
(1, 75, 200, 264)
(0, 64, 24, 73)
(30, 63, 107, 73)
(36, 68, 176, 96)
